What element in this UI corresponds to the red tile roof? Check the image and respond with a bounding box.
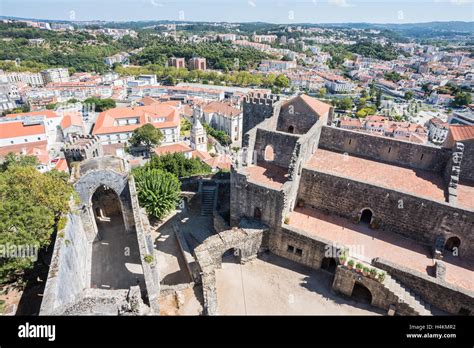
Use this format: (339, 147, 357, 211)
(154, 142, 193, 156)
(92, 102, 179, 135)
(0, 121, 46, 139)
(60, 113, 83, 129)
(6, 110, 59, 119)
(298, 94, 331, 117)
(450, 125, 474, 142)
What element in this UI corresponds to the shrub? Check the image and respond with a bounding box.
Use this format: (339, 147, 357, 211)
(133, 168, 181, 220)
(348, 260, 355, 268)
(378, 271, 386, 283)
(356, 262, 363, 270)
(145, 152, 211, 178)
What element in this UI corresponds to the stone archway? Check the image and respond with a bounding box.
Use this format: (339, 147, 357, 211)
(221, 247, 242, 264)
(351, 282, 373, 304)
(360, 208, 373, 225)
(287, 125, 295, 133)
(445, 236, 461, 253)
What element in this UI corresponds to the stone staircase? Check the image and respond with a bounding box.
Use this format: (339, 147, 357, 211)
(201, 185, 217, 216)
(383, 274, 433, 315)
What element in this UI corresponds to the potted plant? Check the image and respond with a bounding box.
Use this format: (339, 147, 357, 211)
(378, 271, 386, 283)
(355, 262, 363, 273)
(338, 255, 347, 266)
(362, 266, 370, 276)
(369, 268, 377, 279)
(347, 259, 355, 270)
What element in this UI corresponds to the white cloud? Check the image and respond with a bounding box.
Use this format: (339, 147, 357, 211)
(328, 0, 354, 8)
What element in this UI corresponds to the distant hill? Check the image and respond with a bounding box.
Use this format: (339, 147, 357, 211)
(0, 15, 472, 35)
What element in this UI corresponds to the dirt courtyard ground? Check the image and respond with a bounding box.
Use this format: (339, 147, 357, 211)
(216, 253, 384, 315)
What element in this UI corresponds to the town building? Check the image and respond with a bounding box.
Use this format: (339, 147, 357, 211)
(202, 101, 243, 143)
(188, 57, 207, 71)
(92, 101, 180, 156)
(168, 57, 186, 69)
(41, 68, 70, 84)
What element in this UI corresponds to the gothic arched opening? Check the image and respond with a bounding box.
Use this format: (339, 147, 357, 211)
(90, 185, 144, 290)
(351, 282, 373, 304)
(287, 125, 295, 133)
(444, 236, 461, 253)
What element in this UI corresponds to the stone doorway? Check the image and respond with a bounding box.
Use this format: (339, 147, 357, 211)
(320, 257, 338, 274)
(351, 282, 372, 304)
(360, 209, 373, 225)
(222, 248, 242, 264)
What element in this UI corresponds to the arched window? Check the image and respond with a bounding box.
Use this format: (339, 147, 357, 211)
(288, 125, 295, 133)
(264, 145, 274, 161)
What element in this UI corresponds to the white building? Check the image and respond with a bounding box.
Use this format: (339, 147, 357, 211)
(202, 101, 243, 143)
(5, 71, 44, 86)
(427, 117, 449, 144)
(41, 68, 70, 84)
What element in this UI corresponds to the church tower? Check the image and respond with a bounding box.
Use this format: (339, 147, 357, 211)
(190, 106, 207, 152)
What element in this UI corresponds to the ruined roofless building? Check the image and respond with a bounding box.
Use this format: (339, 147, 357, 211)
(40, 156, 160, 315)
(230, 92, 474, 316)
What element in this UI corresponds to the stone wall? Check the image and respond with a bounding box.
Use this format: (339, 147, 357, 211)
(194, 221, 267, 315)
(460, 141, 474, 182)
(319, 126, 451, 172)
(270, 225, 334, 270)
(276, 98, 326, 135)
(332, 266, 418, 315)
(74, 168, 136, 239)
(128, 176, 161, 313)
(254, 128, 300, 168)
(230, 170, 285, 228)
(297, 168, 474, 259)
(242, 94, 280, 136)
(374, 258, 474, 315)
(40, 213, 90, 314)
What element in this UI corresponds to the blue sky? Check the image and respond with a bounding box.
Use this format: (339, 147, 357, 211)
(0, 0, 473, 23)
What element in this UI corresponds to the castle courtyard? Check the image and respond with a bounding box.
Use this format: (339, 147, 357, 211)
(215, 252, 384, 315)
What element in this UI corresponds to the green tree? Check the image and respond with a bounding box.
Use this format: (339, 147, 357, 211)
(0, 153, 38, 171)
(83, 97, 116, 112)
(452, 92, 472, 107)
(133, 168, 181, 220)
(404, 91, 414, 101)
(274, 74, 290, 88)
(337, 97, 353, 110)
(0, 165, 73, 281)
(146, 152, 211, 178)
(129, 124, 164, 150)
